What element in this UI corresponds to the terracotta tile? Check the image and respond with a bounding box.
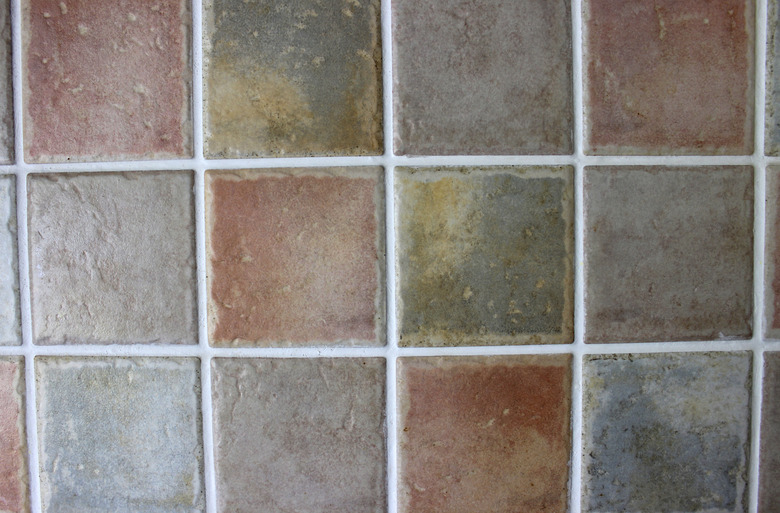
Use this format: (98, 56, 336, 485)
(582, 353, 751, 512)
(761, 352, 780, 512)
(211, 357, 385, 513)
(0, 176, 19, 345)
(398, 355, 571, 513)
(584, 166, 753, 343)
(23, 0, 192, 162)
(768, 0, 780, 155)
(0, 358, 26, 513)
(203, 0, 382, 158)
(0, 0, 12, 163)
(584, 0, 754, 155)
(36, 357, 203, 513)
(392, 0, 572, 155)
(206, 168, 384, 346)
(396, 167, 573, 347)
(765, 166, 780, 338)
(28, 172, 197, 345)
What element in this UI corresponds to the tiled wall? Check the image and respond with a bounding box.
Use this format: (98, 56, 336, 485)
(0, 0, 779, 512)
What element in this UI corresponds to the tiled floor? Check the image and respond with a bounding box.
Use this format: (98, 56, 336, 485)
(3, 0, 780, 512)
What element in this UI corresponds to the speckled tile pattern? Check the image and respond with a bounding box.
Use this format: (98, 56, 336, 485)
(0, 175, 19, 345)
(582, 353, 751, 513)
(396, 167, 573, 346)
(23, 0, 192, 162)
(203, 0, 382, 158)
(392, 0, 572, 156)
(28, 172, 197, 345)
(0, 0, 12, 163)
(584, 166, 754, 343)
(0, 358, 26, 513)
(211, 358, 385, 513)
(766, 166, 780, 339)
(206, 167, 384, 347)
(768, 0, 780, 155)
(398, 355, 572, 513)
(760, 352, 780, 512)
(36, 357, 204, 513)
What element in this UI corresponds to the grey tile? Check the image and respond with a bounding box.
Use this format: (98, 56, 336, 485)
(0, 0, 11, 163)
(760, 352, 780, 512)
(0, 175, 18, 345)
(768, 0, 780, 155)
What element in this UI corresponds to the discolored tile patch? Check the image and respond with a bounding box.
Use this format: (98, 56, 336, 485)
(0, 0, 12, 163)
(395, 167, 573, 347)
(584, 166, 753, 343)
(23, 0, 192, 162)
(36, 357, 204, 513)
(206, 168, 384, 347)
(582, 353, 751, 513)
(398, 355, 572, 513)
(28, 171, 197, 345)
(0, 358, 27, 513)
(211, 358, 386, 513)
(203, 0, 382, 157)
(392, 0, 572, 155)
(0, 176, 19, 345)
(584, 0, 754, 155)
(760, 352, 780, 512)
(766, 166, 780, 338)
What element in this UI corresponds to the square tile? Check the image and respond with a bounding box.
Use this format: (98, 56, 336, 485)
(0, 175, 19, 345)
(760, 352, 780, 512)
(398, 355, 572, 513)
(23, 0, 192, 162)
(766, 166, 780, 338)
(36, 357, 203, 513)
(584, 166, 753, 343)
(582, 353, 751, 512)
(203, 0, 382, 157)
(396, 166, 573, 347)
(584, 0, 754, 155)
(0, 358, 26, 513)
(392, 0, 572, 155)
(211, 357, 386, 513)
(28, 171, 197, 345)
(206, 168, 384, 346)
(0, 0, 12, 163)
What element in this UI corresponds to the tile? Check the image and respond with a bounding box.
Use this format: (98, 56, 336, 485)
(206, 168, 384, 346)
(392, 0, 572, 155)
(766, 166, 780, 338)
(768, 0, 780, 155)
(398, 355, 572, 513)
(0, 358, 26, 513)
(211, 358, 385, 513)
(396, 167, 573, 347)
(203, 0, 382, 158)
(0, 176, 19, 345)
(760, 352, 780, 512)
(24, 0, 192, 162)
(582, 353, 751, 513)
(28, 171, 197, 345)
(584, 0, 754, 155)
(36, 357, 203, 513)
(0, 0, 12, 163)
(584, 166, 753, 343)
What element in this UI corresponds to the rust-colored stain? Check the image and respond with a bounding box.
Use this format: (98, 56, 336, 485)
(0, 359, 25, 513)
(398, 355, 571, 513)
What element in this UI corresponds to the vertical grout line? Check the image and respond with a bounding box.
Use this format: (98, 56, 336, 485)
(381, 0, 394, 160)
(751, 347, 766, 512)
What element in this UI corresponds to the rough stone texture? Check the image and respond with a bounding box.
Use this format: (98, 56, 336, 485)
(36, 357, 204, 513)
(396, 167, 573, 347)
(0, 358, 26, 513)
(206, 168, 384, 346)
(24, 0, 192, 162)
(766, 166, 780, 338)
(768, 0, 780, 155)
(398, 355, 572, 513)
(204, 0, 382, 158)
(584, 166, 753, 343)
(585, 0, 754, 155)
(392, 0, 572, 155)
(211, 358, 386, 513)
(0, 0, 12, 163)
(582, 353, 751, 513)
(0, 176, 19, 345)
(760, 352, 780, 512)
(28, 172, 197, 345)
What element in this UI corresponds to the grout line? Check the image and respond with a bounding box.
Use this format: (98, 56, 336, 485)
(750, 347, 765, 512)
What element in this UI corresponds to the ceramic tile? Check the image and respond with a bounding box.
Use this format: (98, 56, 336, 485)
(206, 168, 384, 346)
(395, 166, 573, 347)
(760, 352, 780, 512)
(768, 0, 780, 154)
(392, 0, 572, 155)
(0, 0, 12, 163)
(23, 0, 192, 162)
(203, 0, 382, 158)
(765, 166, 780, 338)
(584, 166, 753, 343)
(36, 357, 203, 513)
(0, 358, 26, 513)
(398, 355, 571, 513)
(0, 176, 19, 345)
(211, 357, 385, 513)
(28, 172, 197, 345)
(582, 353, 751, 513)
(584, 0, 754, 155)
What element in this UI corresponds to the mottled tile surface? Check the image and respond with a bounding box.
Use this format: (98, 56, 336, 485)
(396, 167, 573, 346)
(24, 0, 191, 162)
(584, 166, 753, 343)
(766, 166, 780, 338)
(207, 168, 384, 346)
(28, 172, 197, 344)
(212, 358, 385, 513)
(392, 0, 572, 155)
(36, 357, 203, 513)
(0, 176, 19, 345)
(0, 0, 12, 163)
(760, 352, 780, 512)
(582, 353, 751, 512)
(0, 358, 26, 513)
(204, 0, 382, 157)
(768, 0, 780, 154)
(398, 355, 572, 513)
(585, 0, 754, 155)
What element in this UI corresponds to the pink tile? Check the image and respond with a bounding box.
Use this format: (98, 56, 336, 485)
(0, 358, 26, 513)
